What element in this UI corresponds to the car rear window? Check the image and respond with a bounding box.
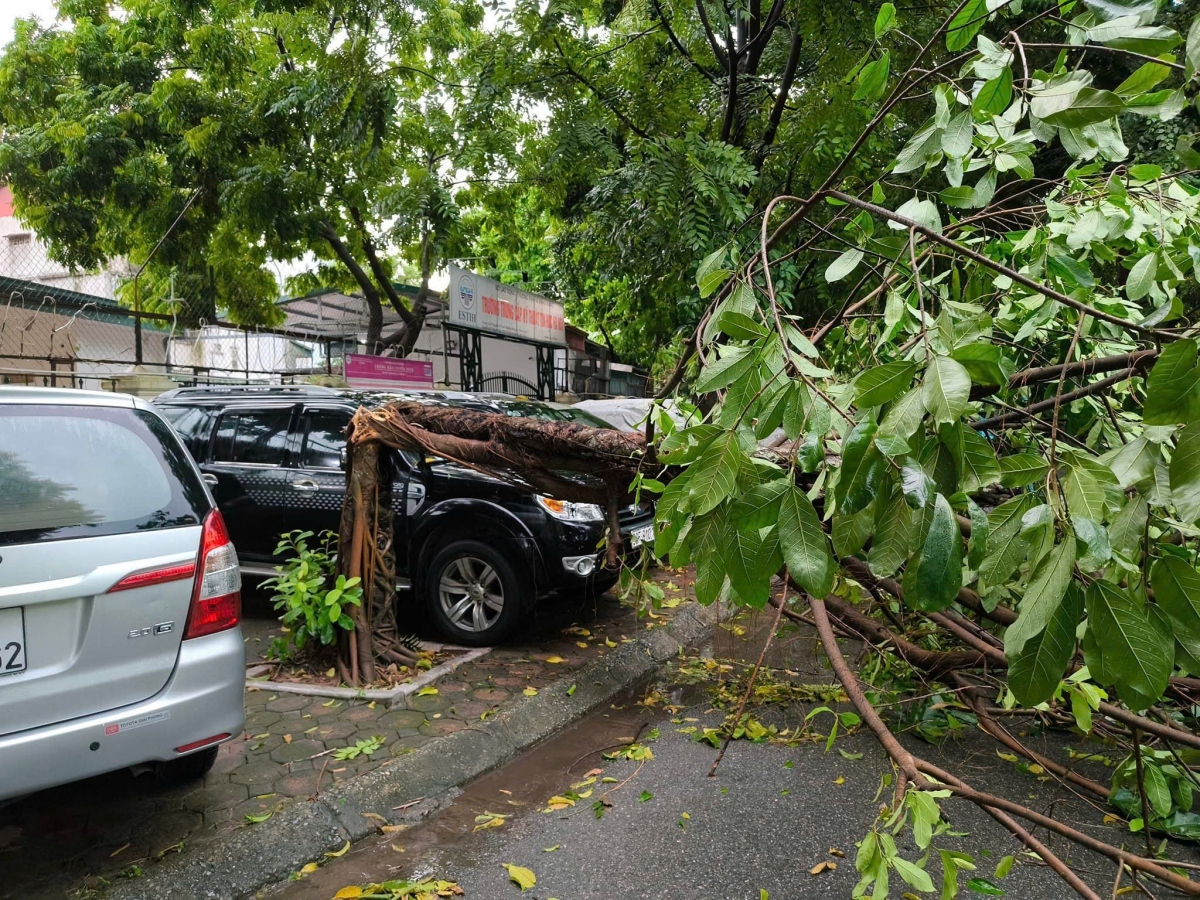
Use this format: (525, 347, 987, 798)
(0, 405, 210, 546)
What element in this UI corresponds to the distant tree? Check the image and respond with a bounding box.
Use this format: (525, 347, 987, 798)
(0, 0, 496, 354)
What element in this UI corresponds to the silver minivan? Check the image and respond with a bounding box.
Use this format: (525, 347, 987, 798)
(0, 387, 245, 800)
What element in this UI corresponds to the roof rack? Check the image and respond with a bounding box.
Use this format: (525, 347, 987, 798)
(156, 385, 342, 399)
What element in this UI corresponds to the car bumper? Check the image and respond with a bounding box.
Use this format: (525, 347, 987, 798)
(0, 627, 245, 801)
(541, 514, 655, 591)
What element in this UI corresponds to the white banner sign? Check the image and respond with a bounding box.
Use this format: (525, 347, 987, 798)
(448, 264, 566, 347)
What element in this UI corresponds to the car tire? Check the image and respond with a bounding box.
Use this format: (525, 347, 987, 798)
(424, 540, 525, 646)
(156, 745, 219, 784)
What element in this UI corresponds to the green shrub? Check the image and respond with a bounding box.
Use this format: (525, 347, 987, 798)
(262, 530, 362, 659)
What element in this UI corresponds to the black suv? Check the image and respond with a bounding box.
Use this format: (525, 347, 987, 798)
(153, 385, 654, 644)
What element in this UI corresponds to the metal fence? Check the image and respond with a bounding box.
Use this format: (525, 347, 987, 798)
(0, 230, 653, 399)
(0, 229, 349, 393)
(0, 277, 341, 393)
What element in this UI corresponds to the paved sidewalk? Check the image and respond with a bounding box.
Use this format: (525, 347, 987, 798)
(0, 572, 695, 900)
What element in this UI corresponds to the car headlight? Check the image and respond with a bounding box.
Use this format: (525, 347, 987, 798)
(537, 495, 605, 522)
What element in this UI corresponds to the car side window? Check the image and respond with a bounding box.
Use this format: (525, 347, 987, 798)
(212, 409, 291, 466)
(158, 405, 217, 460)
(301, 409, 351, 469)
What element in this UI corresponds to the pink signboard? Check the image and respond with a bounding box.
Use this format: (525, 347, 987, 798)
(344, 354, 435, 389)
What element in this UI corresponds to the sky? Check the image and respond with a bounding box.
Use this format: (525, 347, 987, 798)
(1, 0, 56, 47)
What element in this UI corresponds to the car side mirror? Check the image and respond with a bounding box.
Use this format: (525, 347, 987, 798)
(339, 446, 348, 470)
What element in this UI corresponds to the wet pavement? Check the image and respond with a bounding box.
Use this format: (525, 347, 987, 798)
(0, 572, 694, 900)
(273, 607, 1199, 900)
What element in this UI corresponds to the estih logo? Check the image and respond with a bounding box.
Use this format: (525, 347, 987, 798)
(459, 276, 475, 310)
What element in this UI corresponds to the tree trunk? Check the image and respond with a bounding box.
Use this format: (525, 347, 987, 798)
(337, 438, 389, 684)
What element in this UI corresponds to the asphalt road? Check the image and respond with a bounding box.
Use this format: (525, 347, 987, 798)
(276, 681, 1144, 900)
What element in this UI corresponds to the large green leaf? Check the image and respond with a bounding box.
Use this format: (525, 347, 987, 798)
(778, 478, 834, 598)
(999, 453, 1050, 488)
(825, 247, 864, 283)
(1126, 252, 1158, 302)
(1170, 421, 1200, 523)
(853, 51, 890, 102)
(729, 479, 788, 533)
(946, 0, 988, 50)
(1143, 339, 1200, 425)
(1084, 580, 1173, 710)
(854, 360, 917, 408)
(724, 525, 781, 607)
(1109, 493, 1149, 554)
(1060, 452, 1119, 523)
(1040, 88, 1124, 128)
(1004, 536, 1076, 657)
(834, 421, 882, 515)
(695, 344, 755, 393)
(922, 355, 971, 425)
(960, 427, 1001, 492)
(832, 504, 875, 558)
(1008, 584, 1083, 707)
(1150, 556, 1200, 672)
(1115, 61, 1171, 98)
(941, 111, 974, 157)
(972, 67, 1012, 118)
(900, 458, 934, 509)
(880, 388, 926, 438)
(901, 493, 962, 612)
(687, 431, 743, 515)
(967, 497, 989, 570)
(1105, 436, 1160, 490)
(951, 342, 1007, 388)
(874, 2, 897, 38)
(869, 486, 913, 578)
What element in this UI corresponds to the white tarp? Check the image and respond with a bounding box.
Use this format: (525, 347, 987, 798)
(447, 264, 566, 346)
(573, 398, 692, 433)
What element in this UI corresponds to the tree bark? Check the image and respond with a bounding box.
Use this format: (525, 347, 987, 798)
(321, 223, 385, 354)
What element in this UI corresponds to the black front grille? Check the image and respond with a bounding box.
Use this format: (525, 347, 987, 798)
(618, 500, 654, 524)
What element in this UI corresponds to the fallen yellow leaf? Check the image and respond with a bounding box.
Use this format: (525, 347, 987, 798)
(810, 861, 837, 875)
(325, 841, 351, 858)
(834, 776, 845, 785)
(576, 641, 588, 648)
(300, 862, 319, 875)
(523, 687, 538, 696)
(333, 888, 363, 899)
(503, 863, 537, 891)
(381, 824, 406, 834)
(416, 686, 439, 696)
(283, 734, 292, 744)
(326, 668, 337, 678)
(545, 655, 565, 664)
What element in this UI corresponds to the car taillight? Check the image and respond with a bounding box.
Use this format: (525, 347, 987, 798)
(184, 509, 241, 639)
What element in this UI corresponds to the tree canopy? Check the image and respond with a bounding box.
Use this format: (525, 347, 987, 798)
(0, 0, 514, 352)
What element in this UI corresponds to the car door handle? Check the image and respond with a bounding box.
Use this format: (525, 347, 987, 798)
(293, 479, 320, 492)
(202, 473, 218, 487)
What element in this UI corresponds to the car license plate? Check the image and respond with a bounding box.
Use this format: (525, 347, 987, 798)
(629, 524, 655, 548)
(0, 608, 26, 676)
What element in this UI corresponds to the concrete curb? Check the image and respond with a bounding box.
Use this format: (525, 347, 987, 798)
(107, 601, 720, 900)
(244, 646, 494, 701)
